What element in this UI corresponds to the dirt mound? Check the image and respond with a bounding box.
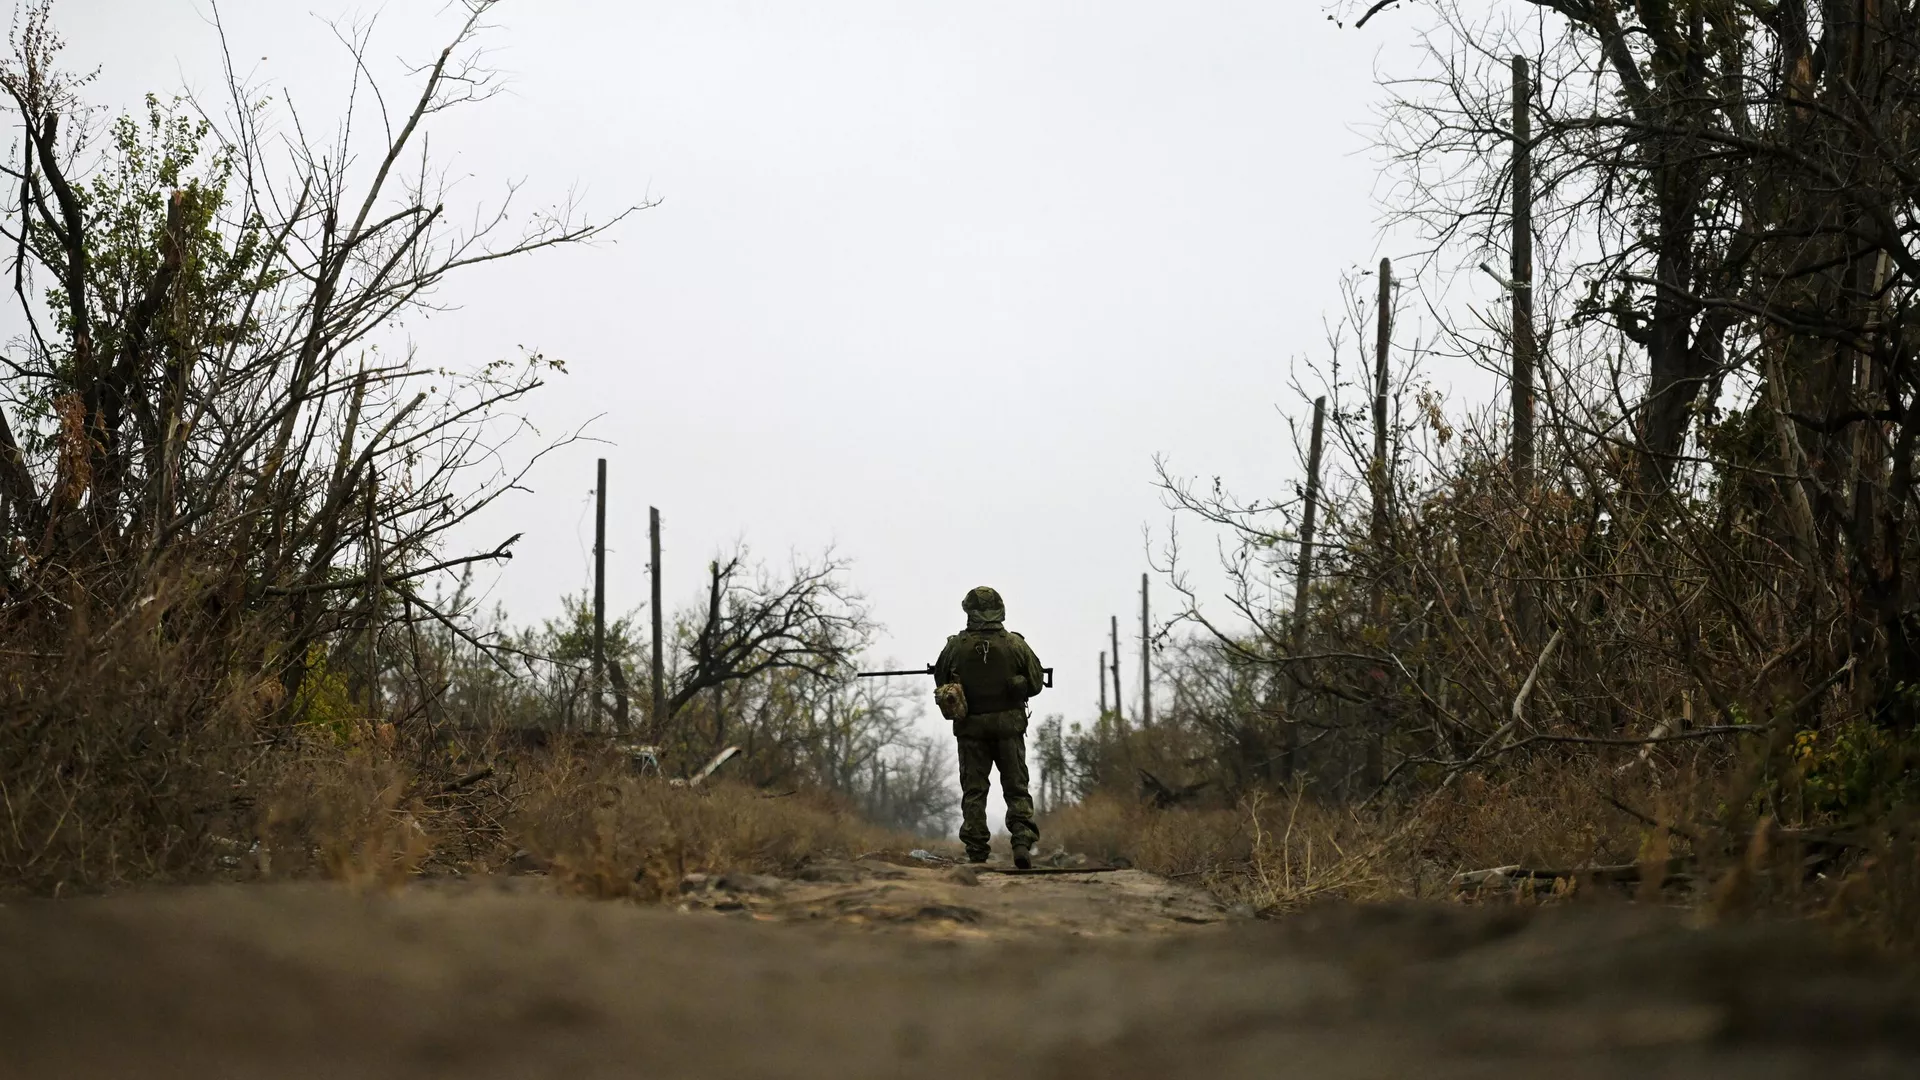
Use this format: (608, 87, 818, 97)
(1, 872, 1916, 1078)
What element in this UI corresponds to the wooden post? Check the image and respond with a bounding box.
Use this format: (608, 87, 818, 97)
(708, 559, 724, 751)
(1371, 259, 1393, 553)
(593, 458, 607, 730)
(650, 506, 665, 735)
(606, 658, 632, 734)
(1511, 55, 1535, 486)
(1140, 572, 1153, 728)
(1365, 259, 1393, 791)
(365, 469, 381, 718)
(1039, 736, 1048, 814)
(1109, 616, 1124, 731)
(1291, 398, 1327, 649)
(1099, 650, 1108, 720)
(1510, 57, 1542, 651)
(1282, 396, 1328, 785)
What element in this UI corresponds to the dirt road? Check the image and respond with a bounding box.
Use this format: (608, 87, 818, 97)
(4, 857, 1917, 1078)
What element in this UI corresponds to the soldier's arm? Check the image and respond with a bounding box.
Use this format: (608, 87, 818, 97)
(932, 636, 959, 685)
(1014, 633, 1045, 697)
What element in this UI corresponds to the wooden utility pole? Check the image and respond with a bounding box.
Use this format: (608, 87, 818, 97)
(1366, 260, 1393, 790)
(1511, 55, 1535, 486)
(1099, 650, 1108, 719)
(1511, 56, 1543, 650)
(1371, 258, 1393, 553)
(708, 559, 724, 751)
(650, 506, 665, 734)
(592, 458, 607, 730)
(1140, 573, 1153, 727)
(1281, 396, 1328, 785)
(365, 469, 381, 718)
(1291, 399, 1328, 651)
(1109, 616, 1124, 731)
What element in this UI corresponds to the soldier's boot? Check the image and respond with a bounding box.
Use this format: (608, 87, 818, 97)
(966, 850, 990, 865)
(997, 737, 1037, 872)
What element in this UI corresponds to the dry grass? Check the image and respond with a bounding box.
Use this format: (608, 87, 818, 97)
(1417, 762, 1667, 873)
(1817, 816, 1920, 953)
(0, 597, 273, 895)
(1044, 790, 1406, 911)
(0, 603, 912, 901)
(509, 747, 905, 900)
(242, 733, 916, 901)
(1045, 757, 1803, 916)
(254, 734, 434, 888)
(1047, 754, 1920, 955)
(7, 600, 1915, 954)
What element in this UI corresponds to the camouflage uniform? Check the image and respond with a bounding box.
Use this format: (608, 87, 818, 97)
(934, 587, 1045, 864)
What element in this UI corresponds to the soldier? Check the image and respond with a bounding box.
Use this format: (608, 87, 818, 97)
(933, 586, 1045, 868)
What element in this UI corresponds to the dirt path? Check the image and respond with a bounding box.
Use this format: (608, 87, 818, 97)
(676, 853, 1237, 935)
(4, 857, 1918, 1078)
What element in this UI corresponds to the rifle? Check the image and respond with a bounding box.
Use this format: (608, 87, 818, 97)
(856, 665, 1054, 688)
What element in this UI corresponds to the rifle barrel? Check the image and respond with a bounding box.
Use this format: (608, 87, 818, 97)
(855, 666, 1055, 687)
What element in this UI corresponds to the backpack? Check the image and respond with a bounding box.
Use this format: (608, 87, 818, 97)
(949, 630, 1029, 715)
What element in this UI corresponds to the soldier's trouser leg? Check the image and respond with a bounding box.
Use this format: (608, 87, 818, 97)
(994, 734, 1038, 854)
(956, 738, 995, 860)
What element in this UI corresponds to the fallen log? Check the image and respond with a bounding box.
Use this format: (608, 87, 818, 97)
(975, 865, 1127, 875)
(1449, 865, 1522, 888)
(1451, 827, 1872, 893)
(1451, 857, 1695, 891)
(434, 767, 495, 795)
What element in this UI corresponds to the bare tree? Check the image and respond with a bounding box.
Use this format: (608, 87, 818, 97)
(1100, 3, 1920, 829)
(661, 546, 870, 726)
(0, 0, 643, 706)
(0, 1, 645, 888)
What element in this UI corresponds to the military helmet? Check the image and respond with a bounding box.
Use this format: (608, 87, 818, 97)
(961, 586, 1004, 615)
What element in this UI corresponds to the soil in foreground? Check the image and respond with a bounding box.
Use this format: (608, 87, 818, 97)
(3, 859, 1917, 1079)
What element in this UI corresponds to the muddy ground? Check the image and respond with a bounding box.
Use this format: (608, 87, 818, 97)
(4, 856, 1918, 1078)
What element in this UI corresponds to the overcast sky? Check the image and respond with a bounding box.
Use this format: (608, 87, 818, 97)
(49, 1, 1496, 745)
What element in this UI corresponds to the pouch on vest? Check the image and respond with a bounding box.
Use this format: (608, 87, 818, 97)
(934, 682, 968, 721)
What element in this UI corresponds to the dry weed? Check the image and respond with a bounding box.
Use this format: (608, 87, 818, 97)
(1044, 790, 1405, 911)
(511, 748, 902, 899)
(0, 595, 264, 894)
(257, 738, 432, 889)
(1239, 791, 1395, 911)
(1043, 756, 1761, 915)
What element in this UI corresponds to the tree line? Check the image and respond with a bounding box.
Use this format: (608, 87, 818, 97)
(0, 1, 952, 891)
(1054, 0, 1920, 866)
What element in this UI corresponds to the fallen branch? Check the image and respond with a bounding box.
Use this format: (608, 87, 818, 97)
(1451, 857, 1695, 891)
(975, 865, 1127, 875)
(1450, 828, 1872, 893)
(434, 766, 494, 795)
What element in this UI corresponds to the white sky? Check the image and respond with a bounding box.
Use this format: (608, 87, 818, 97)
(47, 1, 1502, 755)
